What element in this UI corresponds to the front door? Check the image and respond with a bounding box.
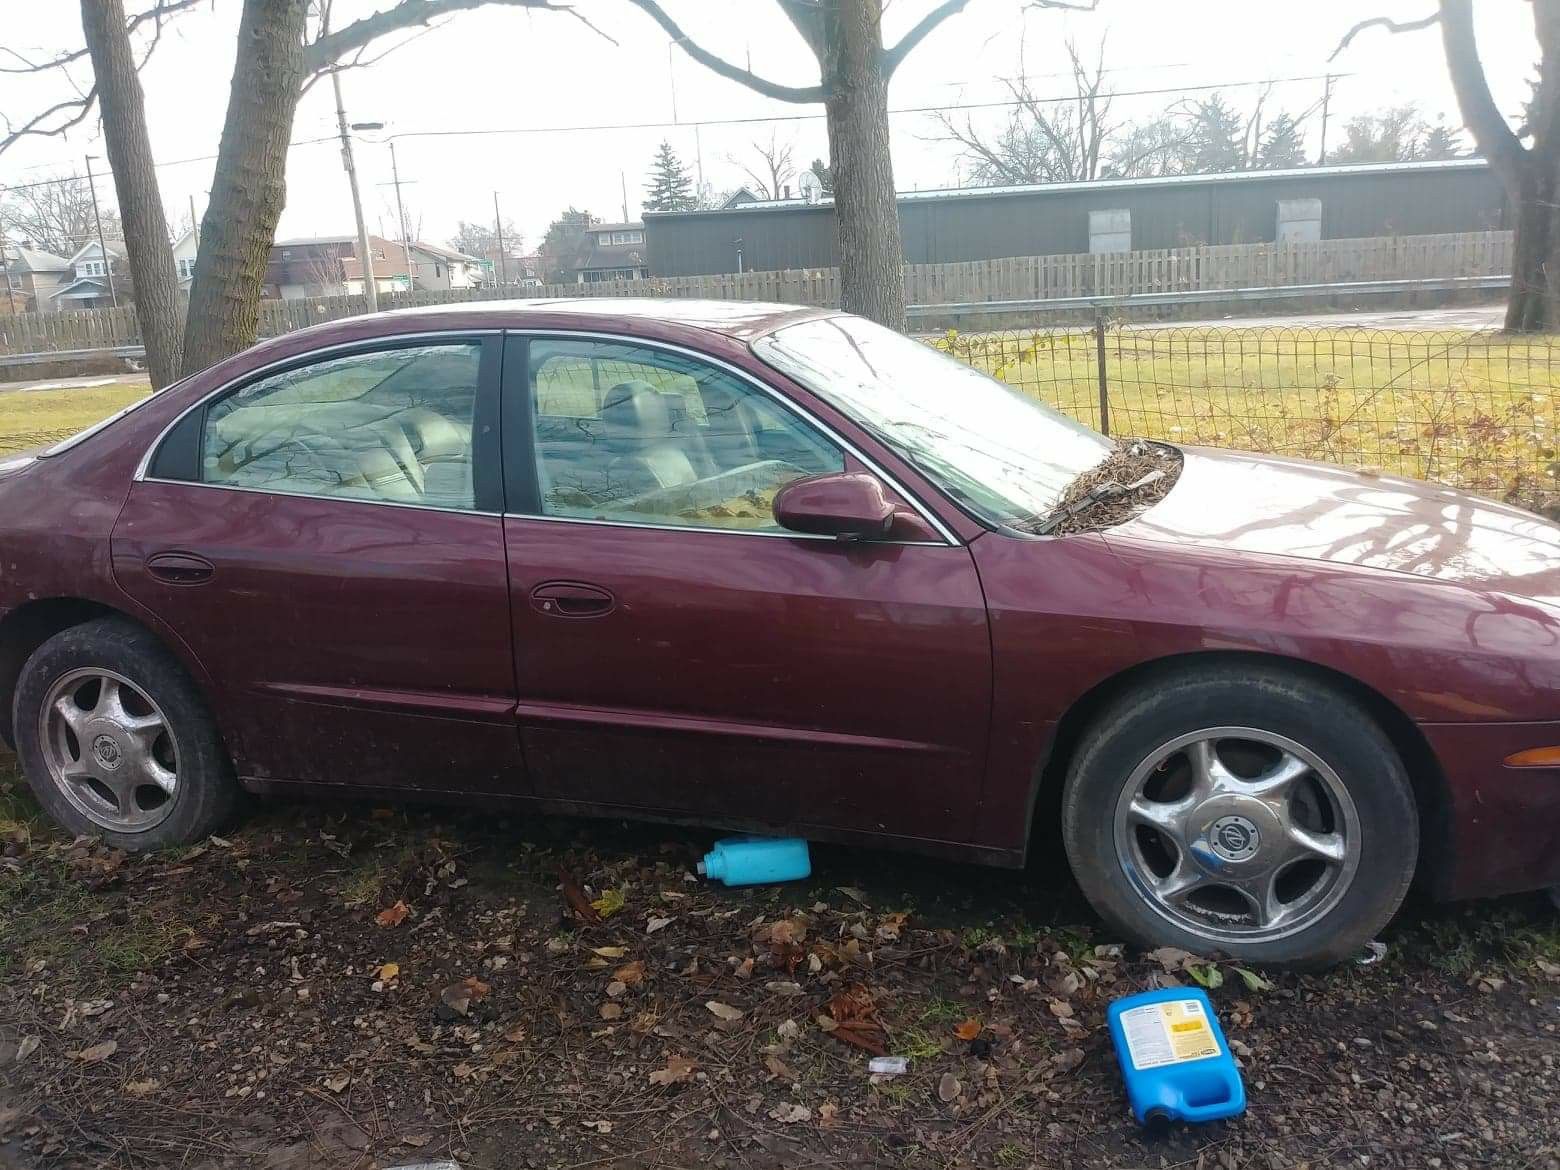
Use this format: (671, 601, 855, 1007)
(502, 334, 991, 846)
(111, 336, 526, 795)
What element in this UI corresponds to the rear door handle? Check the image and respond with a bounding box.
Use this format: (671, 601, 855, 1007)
(529, 581, 615, 618)
(145, 551, 215, 585)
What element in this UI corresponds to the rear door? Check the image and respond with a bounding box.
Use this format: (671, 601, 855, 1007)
(501, 333, 992, 846)
(111, 334, 526, 795)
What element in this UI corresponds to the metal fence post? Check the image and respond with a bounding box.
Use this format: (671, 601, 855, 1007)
(1094, 308, 1110, 437)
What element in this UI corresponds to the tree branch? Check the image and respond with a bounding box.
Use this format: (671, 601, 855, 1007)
(0, 0, 204, 73)
(882, 0, 972, 77)
(303, 0, 614, 75)
(621, 0, 825, 103)
(1437, 0, 1525, 173)
(1329, 11, 1440, 61)
(1, 89, 100, 155)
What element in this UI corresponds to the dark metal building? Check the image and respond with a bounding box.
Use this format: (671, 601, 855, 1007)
(644, 159, 1507, 277)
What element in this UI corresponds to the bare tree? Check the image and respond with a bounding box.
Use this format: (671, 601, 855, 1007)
(624, 0, 1093, 330)
(81, 0, 183, 387)
(0, 175, 121, 258)
(1335, 1, 1557, 331)
(732, 132, 798, 199)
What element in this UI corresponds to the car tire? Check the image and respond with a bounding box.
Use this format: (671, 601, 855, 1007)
(13, 617, 238, 852)
(1062, 662, 1418, 969)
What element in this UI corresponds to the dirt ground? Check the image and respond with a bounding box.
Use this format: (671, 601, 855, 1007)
(2, 750, 1558, 1170)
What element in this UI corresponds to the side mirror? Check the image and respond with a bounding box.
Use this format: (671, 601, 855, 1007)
(774, 472, 896, 541)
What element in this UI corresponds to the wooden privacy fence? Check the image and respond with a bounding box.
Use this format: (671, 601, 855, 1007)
(0, 230, 1513, 356)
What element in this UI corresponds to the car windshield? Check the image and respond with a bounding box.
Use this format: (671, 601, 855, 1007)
(754, 315, 1113, 528)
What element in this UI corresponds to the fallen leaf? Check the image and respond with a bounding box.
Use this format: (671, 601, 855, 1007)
(124, 1079, 159, 1097)
(503, 1026, 526, 1042)
(1051, 1047, 1086, 1073)
(769, 917, 808, 946)
(705, 1001, 744, 1022)
(1048, 999, 1074, 1019)
(818, 1102, 839, 1127)
(875, 912, 907, 942)
(646, 916, 674, 933)
(605, 981, 628, 999)
(765, 981, 803, 996)
(953, 1017, 983, 1041)
(648, 1053, 698, 1086)
(1146, 945, 1197, 971)
(768, 1103, 812, 1124)
(599, 1003, 623, 1020)
(400, 1134, 430, 1148)
(1186, 962, 1224, 990)
(591, 886, 627, 918)
(1537, 958, 1560, 979)
(377, 962, 400, 982)
(558, 867, 602, 923)
(70, 1040, 117, 1064)
(836, 886, 869, 905)
(938, 1072, 961, 1103)
(375, 901, 409, 928)
(14, 1036, 39, 1064)
(764, 1054, 794, 1079)
(613, 960, 645, 986)
(1231, 966, 1274, 993)
(323, 1073, 350, 1093)
(582, 1119, 612, 1134)
(590, 946, 627, 959)
(439, 976, 491, 1018)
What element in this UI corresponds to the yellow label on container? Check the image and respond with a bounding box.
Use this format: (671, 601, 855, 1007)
(1120, 998, 1221, 1069)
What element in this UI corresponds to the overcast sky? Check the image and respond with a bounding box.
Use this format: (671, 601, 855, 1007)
(0, 1, 1542, 255)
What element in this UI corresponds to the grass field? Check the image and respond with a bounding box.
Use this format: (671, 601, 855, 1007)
(0, 380, 151, 455)
(939, 326, 1560, 507)
(5, 326, 1558, 507)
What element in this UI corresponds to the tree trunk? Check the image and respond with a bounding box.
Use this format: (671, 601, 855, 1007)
(1503, 156, 1560, 332)
(79, 0, 182, 388)
(180, 0, 306, 376)
(821, 0, 906, 331)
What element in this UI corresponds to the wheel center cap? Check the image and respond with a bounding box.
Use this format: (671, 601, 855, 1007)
(1208, 814, 1260, 861)
(92, 734, 123, 770)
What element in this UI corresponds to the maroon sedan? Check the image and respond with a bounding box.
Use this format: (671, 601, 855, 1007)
(3, 300, 1558, 965)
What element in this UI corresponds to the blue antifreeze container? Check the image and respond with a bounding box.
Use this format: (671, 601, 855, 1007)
(1106, 987, 1246, 1125)
(697, 836, 811, 886)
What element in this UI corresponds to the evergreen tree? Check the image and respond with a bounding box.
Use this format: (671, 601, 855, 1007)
(643, 141, 696, 212)
(1187, 93, 1248, 173)
(1420, 121, 1465, 160)
(1256, 113, 1307, 170)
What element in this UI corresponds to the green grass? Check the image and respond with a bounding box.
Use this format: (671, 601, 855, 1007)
(940, 326, 1560, 506)
(0, 380, 150, 454)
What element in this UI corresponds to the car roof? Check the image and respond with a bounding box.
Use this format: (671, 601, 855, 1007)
(376, 297, 839, 341)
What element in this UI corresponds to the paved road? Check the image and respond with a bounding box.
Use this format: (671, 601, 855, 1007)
(1168, 305, 1506, 331)
(0, 373, 150, 393)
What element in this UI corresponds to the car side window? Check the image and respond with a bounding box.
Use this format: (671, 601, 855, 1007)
(527, 339, 844, 531)
(198, 343, 482, 510)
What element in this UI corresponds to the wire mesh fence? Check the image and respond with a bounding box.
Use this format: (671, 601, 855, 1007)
(935, 323, 1560, 514)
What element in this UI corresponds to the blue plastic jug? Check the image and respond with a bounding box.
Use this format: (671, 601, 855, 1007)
(1106, 987, 1246, 1125)
(697, 837, 811, 886)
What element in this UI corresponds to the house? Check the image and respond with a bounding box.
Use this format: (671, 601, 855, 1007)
(572, 221, 649, 284)
(0, 244, 71, 312)
(643, 158, 1509, 277)
(172, 229, 198, 291)
(406, 242, 485, 291)
(267, 234, 408, 300)
(51, 240, 126, 308)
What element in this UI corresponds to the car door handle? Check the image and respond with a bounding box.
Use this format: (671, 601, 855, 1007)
(145, 551, 215, 585)
(529, 581, 615, 618)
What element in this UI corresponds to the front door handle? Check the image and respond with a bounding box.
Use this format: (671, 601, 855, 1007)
(529, 581, 615, 618)
(145, 551, 215, 585)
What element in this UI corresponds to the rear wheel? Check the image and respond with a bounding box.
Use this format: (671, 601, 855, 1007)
(13, 618, 237, 851)
(1062, 664, 1419, 968)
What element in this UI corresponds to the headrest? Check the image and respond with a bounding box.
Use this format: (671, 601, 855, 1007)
(601, 380, 671, 435)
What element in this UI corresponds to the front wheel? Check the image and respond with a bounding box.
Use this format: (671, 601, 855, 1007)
(1062, 664, 1419, 968)
(13, 617, 238, 851)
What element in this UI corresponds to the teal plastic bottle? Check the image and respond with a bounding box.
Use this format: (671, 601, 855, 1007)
(1106, 987, 1246, 1125)
(697, 837, 811, 886)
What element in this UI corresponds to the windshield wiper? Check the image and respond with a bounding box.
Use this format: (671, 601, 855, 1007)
(1028, 468, 1166, 535)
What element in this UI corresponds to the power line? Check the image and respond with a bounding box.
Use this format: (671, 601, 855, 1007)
(2, 72, 1347, 194)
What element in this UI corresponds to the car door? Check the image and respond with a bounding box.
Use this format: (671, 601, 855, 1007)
(501, 333, 992, 846)
(110, 334, 527, 795)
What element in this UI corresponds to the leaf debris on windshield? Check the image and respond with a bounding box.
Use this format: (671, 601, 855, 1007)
(1032, 439, 1182, 536)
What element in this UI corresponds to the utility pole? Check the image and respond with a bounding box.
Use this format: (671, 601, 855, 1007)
(493, 191, 508, 287)
(188, 194, 198, 244)
(1318, 74, 1334, 165)
(388, 141, 415, 294)
(0, 221, 16, 316)
(333, 73, 379, 312)
(620, 171, 629, 223)
(83, 155, 118, 307)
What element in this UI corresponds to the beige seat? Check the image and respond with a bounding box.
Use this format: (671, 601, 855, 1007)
(600, 381, 700, 496)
